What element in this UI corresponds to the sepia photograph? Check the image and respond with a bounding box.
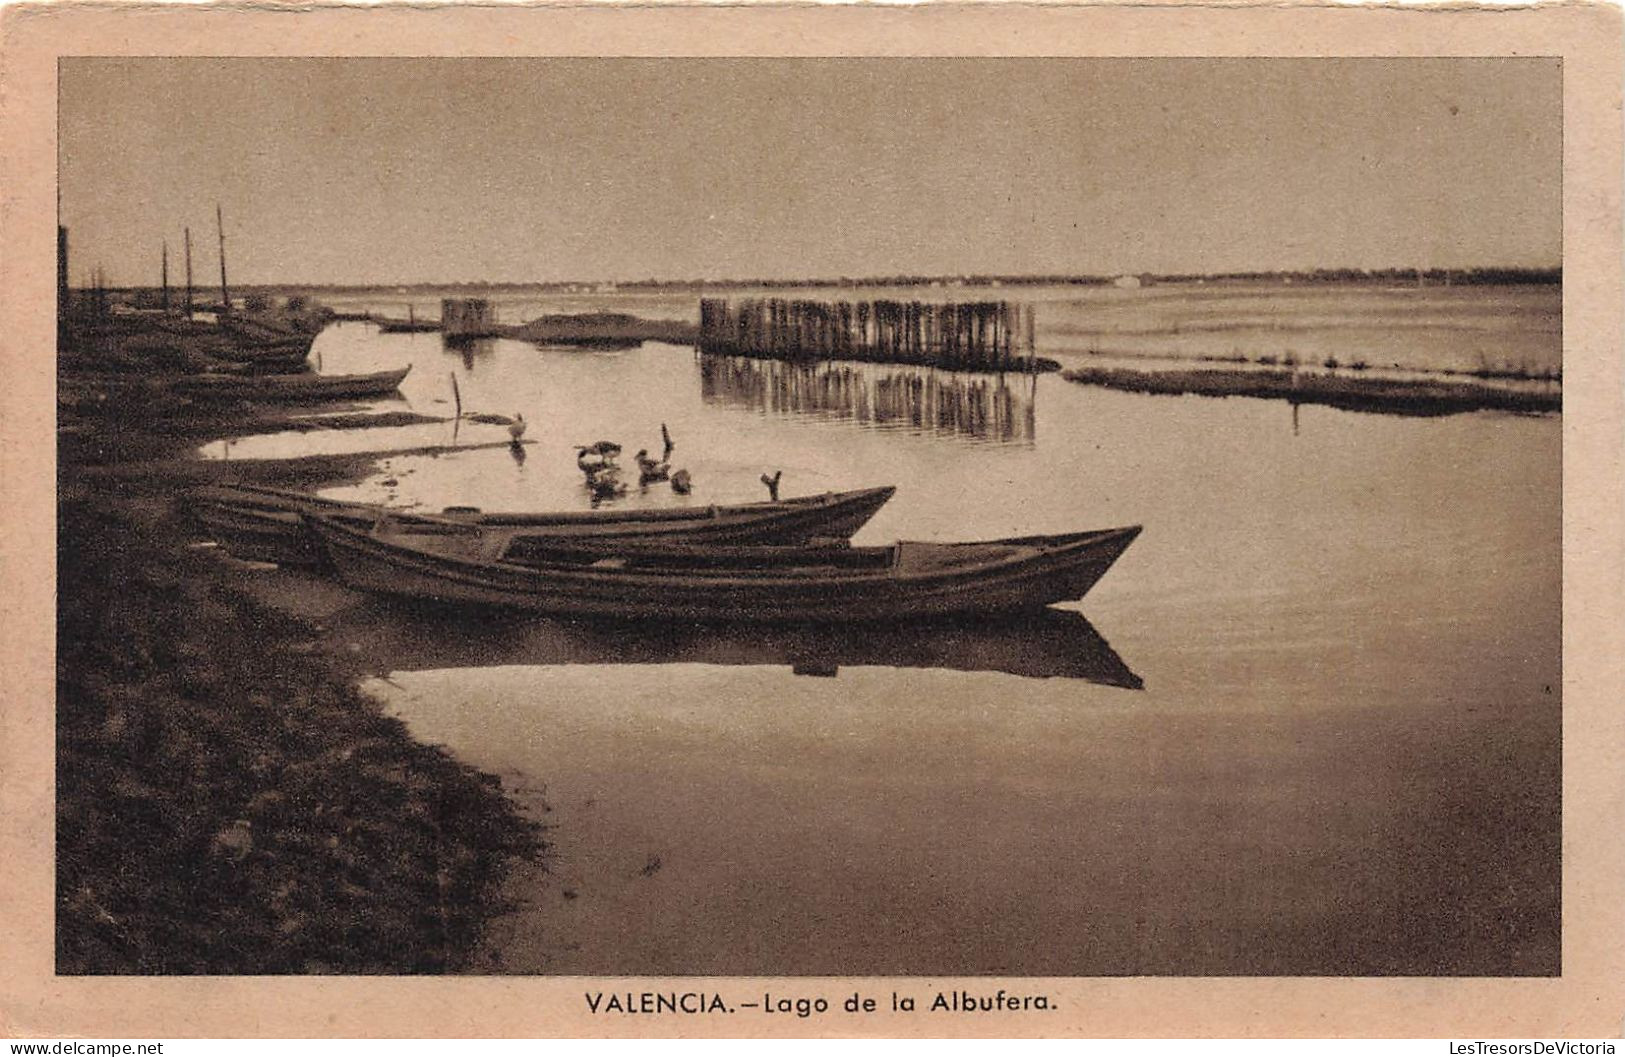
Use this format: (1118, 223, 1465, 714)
(3, 5, 1620, 1036)
(49, 55, 1565, 981)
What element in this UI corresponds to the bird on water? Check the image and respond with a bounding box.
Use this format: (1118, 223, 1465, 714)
(575, 441, 627, 499)
(634, 449, 670, 485)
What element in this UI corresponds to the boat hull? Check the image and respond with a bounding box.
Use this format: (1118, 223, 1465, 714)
(174, 365, 410, 402)
(308, 516, 1142, 623)
(186, 484, 898, 565)
(219, 316, 321, 353)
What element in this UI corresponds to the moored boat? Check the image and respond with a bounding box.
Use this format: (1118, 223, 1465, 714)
(186, 482, 898, 565)
(147, 314, 317, 360)
(64, 317, 309, 374)
(219, 314, 322, 348)
(305, 514, 1142, 623)
(201, 348, 315, 374)
(376, 318, 442, 333)
(172, 364, 410, 402)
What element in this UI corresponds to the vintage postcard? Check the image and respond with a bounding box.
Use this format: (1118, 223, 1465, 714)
(1, 2, 1621, 1041)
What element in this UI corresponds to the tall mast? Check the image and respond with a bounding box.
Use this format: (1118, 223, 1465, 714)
(161, 240, 170, 313)
(184, 227, 194, 316)
(216, 203, 230, 313)
(57, 226, 68, 322)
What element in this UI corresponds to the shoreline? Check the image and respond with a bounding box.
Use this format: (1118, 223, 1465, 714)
(56, 341, 545, 973)
(1062, 364, 1561, 417)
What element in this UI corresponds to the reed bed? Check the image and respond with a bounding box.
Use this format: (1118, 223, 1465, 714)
(1062, 365, 1562, 417)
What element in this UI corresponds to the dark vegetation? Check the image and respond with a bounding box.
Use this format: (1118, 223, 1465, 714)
(57, 501, 540, 973)
(1061, 365, 1562, 417)
(500, 312, 697, 347)
(57, 312, 542, 974)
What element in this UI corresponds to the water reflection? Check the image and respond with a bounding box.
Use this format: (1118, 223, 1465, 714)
(699, 355, 1037, 444)
(446, 336, 497, 371)
(343, 597, 1140, 688)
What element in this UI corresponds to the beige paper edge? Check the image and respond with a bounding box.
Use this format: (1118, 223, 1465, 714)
(2, 3, 1621, 1040)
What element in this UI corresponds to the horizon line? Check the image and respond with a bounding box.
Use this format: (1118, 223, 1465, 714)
(77, 264, 1564, 292)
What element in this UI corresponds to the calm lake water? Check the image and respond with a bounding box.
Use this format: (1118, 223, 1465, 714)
(318, 280, 1562, 376)
(209, 286, 1561, 976)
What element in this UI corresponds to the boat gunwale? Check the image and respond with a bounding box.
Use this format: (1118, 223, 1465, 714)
(187, 483, 896, 528)
(175, 364, 412, 391)
(308, 511, 1141, 591)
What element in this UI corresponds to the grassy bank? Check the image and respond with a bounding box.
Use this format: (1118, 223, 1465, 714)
(1061, 365, 1561, 417)
(56, 341, 544, 973)
(500, 313, 698, 347)
(58, 498, 541, 973)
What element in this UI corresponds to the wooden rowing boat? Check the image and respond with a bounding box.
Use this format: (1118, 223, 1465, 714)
(305, 514, 1142, 623)
(147, 315, 317, 360)
(219, 314, 321, 350)
(376, 318, 442, 333)
(74, 322, 307, 374)
(198, 349, 315, 375)
(186, 482, 898, 565)
(172, 365, 410, 402)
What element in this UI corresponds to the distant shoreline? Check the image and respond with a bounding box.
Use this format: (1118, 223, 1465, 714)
(85, 268, 1562, 298)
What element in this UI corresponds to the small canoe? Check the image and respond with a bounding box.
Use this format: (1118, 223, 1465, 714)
(306, 514, 1142, 623)
(202, 350, 315, 375)
(173, 365, 410, 403)
(186, 483, 898, 565)
(376, 318, 443, 333)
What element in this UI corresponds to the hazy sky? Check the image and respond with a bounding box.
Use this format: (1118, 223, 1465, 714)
(59, 58, 1561, 286)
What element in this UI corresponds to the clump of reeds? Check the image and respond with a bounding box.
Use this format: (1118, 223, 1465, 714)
(1060, 364, 1562, 416)
(1442, 357, 1562, 383)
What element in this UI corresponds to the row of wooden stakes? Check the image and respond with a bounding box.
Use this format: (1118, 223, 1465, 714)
(698, 297, 1039, 371)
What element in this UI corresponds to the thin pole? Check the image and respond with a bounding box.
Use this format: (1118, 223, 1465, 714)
(57, 227, 68, 321)
(216, 203, 230, 312)
(161, 241, 170, 313)
(184, 227, 194, 316)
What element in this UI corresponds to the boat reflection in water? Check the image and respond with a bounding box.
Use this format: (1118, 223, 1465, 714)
(333, 590, 1139, 689)
(699, 355, 1037, 444)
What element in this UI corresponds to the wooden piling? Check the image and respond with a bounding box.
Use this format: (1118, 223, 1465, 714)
(216, 204, 230, 314)
(184, 227, 194, 317)
(697, 296, 1037, 372)
(58, 227, 69, 322)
